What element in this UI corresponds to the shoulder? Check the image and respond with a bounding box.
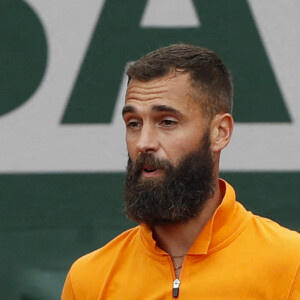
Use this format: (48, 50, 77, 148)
(66, 226, 141, 295)
(250, 213, 300, 241)
(247, 213, 300, 256)
(72, 225, 140, 270)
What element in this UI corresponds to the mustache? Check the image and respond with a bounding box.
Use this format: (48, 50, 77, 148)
(127, 154, 173, 177)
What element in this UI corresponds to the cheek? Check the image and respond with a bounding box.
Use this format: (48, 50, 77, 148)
(126, 134, 147, 162)
(163, 136, 199, 164)
(126, 137, 136, 159)
(164, 126, 206, 161)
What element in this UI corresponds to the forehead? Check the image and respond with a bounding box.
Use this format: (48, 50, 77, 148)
(125, 73, 196, 109)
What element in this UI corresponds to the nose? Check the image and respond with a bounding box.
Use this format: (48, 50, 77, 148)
(136, 124, 159, 154)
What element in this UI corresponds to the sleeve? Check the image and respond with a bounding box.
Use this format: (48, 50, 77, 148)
(288, 262, 300, 300)
(61, 271, 77, 300)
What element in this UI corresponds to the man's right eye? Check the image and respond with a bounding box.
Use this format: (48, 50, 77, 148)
(126, 120, 141, 129)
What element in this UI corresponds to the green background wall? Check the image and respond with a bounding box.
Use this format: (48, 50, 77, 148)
(0, 0, 299, 299)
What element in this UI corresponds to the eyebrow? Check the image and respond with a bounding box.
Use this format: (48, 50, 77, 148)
(151, 105, 182, 116)
(122, 105, 136, 117)
(122, 105, 182, 117)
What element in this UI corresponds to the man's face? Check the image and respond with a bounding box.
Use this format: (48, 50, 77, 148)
(123, 73, 209, 173)
(122, 73, 216, 226)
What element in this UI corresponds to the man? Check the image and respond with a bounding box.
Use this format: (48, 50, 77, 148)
(62, 44, 300, 299)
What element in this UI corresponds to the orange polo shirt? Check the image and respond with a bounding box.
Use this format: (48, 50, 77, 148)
(62, 180, 300, 299)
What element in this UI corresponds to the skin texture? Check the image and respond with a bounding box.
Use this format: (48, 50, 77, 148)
(123, 73, 208, 172)
(123, 72, 234, 277)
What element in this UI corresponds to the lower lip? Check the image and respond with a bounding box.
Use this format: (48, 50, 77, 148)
(142, 169, 164, 178)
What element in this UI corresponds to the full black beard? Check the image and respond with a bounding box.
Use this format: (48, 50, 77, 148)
(124, 131, 215, 227)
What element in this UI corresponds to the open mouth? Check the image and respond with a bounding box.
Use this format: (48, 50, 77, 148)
(143, 165, 157, 173)
(141, 165, 164, 178)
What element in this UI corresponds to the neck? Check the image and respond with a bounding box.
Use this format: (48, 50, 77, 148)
(152, 180, 223, 257)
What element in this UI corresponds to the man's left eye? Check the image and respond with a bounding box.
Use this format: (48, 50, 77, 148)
(161, 119, 177, 127)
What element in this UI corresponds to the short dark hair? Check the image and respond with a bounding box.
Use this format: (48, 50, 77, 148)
(126, 44, 233, 120)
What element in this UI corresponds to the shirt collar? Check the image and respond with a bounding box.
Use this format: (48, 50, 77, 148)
(139, 179, 249, 257)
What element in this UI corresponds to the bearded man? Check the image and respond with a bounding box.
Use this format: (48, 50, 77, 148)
(62, 44, 300, 299)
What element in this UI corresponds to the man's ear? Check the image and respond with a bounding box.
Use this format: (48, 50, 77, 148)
(210, 113, 234, 153)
